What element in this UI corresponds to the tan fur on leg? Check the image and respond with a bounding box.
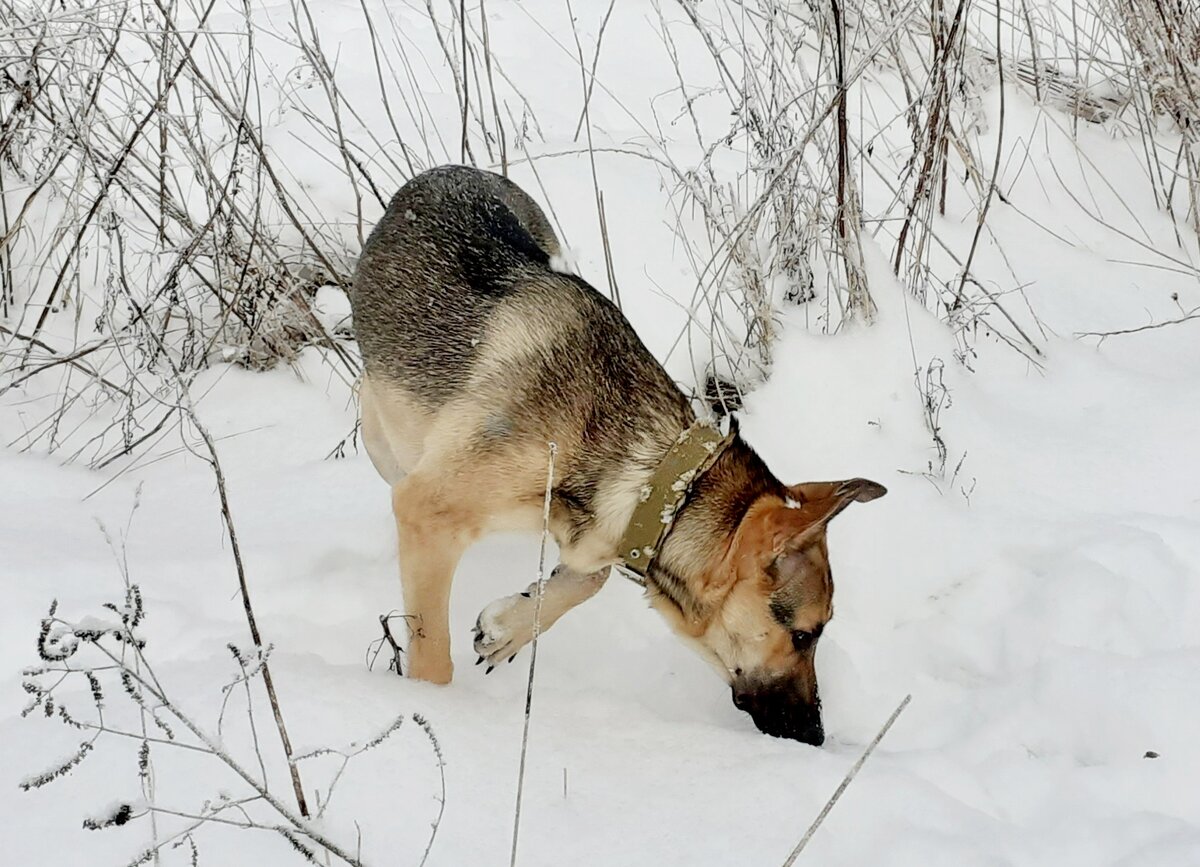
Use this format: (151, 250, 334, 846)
(391, 473, 480, 684)
(359, 376, 405, 485)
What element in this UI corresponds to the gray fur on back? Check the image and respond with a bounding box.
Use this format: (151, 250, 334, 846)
(350, 165, 694, 525)
(352, 165, 563, 404)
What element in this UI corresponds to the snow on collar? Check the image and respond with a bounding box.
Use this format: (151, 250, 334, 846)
(618, 421, 735, 578)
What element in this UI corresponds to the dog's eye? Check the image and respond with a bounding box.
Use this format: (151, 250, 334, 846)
(791, 630, 816, 652)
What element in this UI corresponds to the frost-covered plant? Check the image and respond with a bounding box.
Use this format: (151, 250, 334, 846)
(18, 586, 444, 866)
(1110, 0, 1200, 241)
(0, 0, 364, 465)
(649, 0, 1051, 411)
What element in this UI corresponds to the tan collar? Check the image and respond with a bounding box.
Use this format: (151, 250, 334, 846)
(618, 422, 735, 577)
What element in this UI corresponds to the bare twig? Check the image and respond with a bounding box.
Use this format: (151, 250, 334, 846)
(479, 0, 507, 175)
(951, 0, 1005, 312)
(180, 395, 311, 818)
(565, 0, 621, 307)
(1075, 307, 1200, 341)
(571, 0, 616, 142)
(415, 713, 446, 867)
(113, 281, 311, 817)
(377, 612, 407, 674)
(780, 694, 913, 866)
(460, 0, 470, 162)
(509, 442, 558, 867)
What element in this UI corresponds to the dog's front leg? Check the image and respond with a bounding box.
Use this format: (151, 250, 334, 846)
(391, 474, 476, 684)
(472, 565, 610, 670)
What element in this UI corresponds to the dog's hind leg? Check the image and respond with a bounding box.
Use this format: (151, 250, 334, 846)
(392, 472, 481, 684)
(472, 565, 610, 669)
(360, 375, 406, 485)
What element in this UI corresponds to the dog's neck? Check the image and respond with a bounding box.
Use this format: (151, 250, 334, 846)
(552, 381, 782, 620)
(616, 421, 734, 576)
(642, 436, 785, 627)
(548, 385, 689, 559)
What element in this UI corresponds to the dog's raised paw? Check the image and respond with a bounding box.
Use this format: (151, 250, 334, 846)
(472, 591, 538, 670)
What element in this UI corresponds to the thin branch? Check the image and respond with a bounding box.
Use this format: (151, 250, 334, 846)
(509, 442, 557, 867)
(780, 694, 912, 866)
(950, 0, 1005, 312)
(114, 285, 311, 818)
(1075, 308, 1200, 340)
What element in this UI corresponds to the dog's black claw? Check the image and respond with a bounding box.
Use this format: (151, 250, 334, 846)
(485, 664, 495, 675)
(507, 655, 516, 664)
(520, 591, 531, 598)
(475, 655, 484, 665)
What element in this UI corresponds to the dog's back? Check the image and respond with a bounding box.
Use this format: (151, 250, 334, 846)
(351, 166, 691, 514)
(352, 165, 564, 405)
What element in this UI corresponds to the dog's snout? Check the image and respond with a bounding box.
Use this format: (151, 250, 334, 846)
(731, 682, 824, 746)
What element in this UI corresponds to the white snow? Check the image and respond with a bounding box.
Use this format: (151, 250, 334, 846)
(3, 0, 1199, 865)
(311, 286, 353, 337)
(549, 249, 580, 276)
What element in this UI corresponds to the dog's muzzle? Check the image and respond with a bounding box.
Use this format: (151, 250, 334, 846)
(732, 681, 824, 746)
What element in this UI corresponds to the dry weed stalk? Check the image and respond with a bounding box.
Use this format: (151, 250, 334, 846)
(1110, 0, 1200, 244)
(509, 442, 558, 867)
(20, 582, 419, 865)
(779, 694, 912, 865)
(0, 0, 367, 466)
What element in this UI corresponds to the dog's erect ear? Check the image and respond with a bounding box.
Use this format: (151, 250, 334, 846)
(731, 480, 887, 574)
(789, 478, 887, 507)
(783, 478, 887, 536)
(732, 479, 886, 570)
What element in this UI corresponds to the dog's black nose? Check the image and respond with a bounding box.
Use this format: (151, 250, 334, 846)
(797, 721, 825, 747)
(763, 713, 823, 746)
(732, 686, 824, 745)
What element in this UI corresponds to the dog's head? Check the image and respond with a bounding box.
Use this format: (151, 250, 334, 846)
(651, 476, 886, 745)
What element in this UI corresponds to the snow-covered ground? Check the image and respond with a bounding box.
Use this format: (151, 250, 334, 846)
(3, 1, 1199, 864)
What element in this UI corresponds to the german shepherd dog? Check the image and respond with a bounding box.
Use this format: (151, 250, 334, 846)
(350, 165, 885, 744)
